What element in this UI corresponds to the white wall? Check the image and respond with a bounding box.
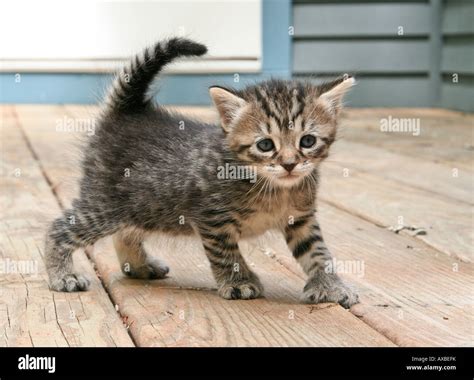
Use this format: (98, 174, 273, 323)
(0, 0, 262, 73)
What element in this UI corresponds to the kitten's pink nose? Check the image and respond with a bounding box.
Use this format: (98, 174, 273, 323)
(281, 163, 297, 173)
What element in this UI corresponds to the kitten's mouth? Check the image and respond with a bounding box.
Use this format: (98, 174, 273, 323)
(274, 172, 304, 186)
(280, 173, 300, 180)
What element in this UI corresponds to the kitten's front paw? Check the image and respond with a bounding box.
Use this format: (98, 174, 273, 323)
(218, 278, 264, 300)
(302, 271, 359, 309)
(50, 273, 91, 292)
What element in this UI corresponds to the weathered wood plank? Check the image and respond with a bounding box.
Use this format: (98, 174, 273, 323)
(258, 204, 474, 347)
(330, 140, 473, 204)
(319, 163, 473, 262)
(89, 236, 393, 347)
(20, 104, 395, 347)
(338, 108, 474, 170)
(324, 108, 473, 260)
(24, 104, 473, 347)
(0, 106, 134, 347)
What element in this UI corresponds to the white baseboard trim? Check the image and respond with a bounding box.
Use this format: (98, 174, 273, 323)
(0, 58, 262, 74)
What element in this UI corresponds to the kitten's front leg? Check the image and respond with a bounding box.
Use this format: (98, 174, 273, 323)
(197, 224, 263, 300)
(284, 214, 359, 308)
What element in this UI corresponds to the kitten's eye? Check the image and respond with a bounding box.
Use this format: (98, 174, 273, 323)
(300, 135, 317, 148)
(257, 138, 275, 152)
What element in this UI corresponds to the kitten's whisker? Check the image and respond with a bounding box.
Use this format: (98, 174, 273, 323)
(259, 177, 270, 204)
(245, 175, 267, 209)
(256, 177, 268, 200)
(244, 174, 266, 198)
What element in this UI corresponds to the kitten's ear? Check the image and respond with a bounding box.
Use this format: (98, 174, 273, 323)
(317, 75, 355, 114)
(209, 86, 247, 132)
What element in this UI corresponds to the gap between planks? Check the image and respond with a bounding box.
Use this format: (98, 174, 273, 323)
(0, 106, 134, 347)
(11, 105, 140, 347)
(13, 104, 474, 347)
(14, 104, 396, 347)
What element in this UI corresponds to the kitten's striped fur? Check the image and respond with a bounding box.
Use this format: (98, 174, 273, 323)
(45, 37, 359, 308)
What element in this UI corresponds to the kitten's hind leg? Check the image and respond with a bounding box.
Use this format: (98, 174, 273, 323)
(45, 207, 119, 292)
(113, 227, 169, 279)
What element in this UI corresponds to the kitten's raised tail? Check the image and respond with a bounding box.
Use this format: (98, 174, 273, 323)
(106, 37, 207, 113)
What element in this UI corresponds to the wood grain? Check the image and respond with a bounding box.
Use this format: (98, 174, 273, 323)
(338, 108, 474, 170)
(257, 206, 474, 347)
(0, 106, 134, 347)
(16, 104, 395, 347)
(12, 104, 473, 347)
(319, 164, 473, 262)
(330, 140, 473, 204)
(88, 236, 393, 347)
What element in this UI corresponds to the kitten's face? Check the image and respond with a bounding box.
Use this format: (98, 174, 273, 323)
(210, 77, 354, 188)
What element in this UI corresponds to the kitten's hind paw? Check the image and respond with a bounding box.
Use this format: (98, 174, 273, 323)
(302, 271, 359, 309)
(50, 273, 91, 292)
(218, 279, 264, 300)
(123, 257, 169, 280)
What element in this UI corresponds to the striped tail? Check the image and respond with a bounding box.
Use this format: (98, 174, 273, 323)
(106, 37, 207, 113)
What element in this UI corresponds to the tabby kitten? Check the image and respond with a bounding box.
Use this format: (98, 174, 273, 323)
(45, 37, 359, 308)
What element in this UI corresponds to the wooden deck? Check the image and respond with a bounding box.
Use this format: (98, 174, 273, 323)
(1, 105, 473, 347)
